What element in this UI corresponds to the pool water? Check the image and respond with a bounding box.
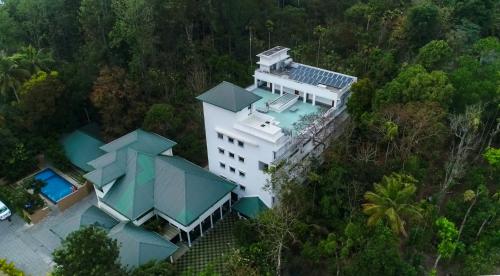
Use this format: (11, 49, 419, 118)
(35, 169, 75, 203)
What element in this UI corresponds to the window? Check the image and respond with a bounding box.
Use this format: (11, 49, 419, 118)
(258, 161, 269, 171)
(229, 166, 236, 173)
(240, 185, 246, 191)
(238, 156, 245, 163)
(238, 140, 244, 147)
(219, 162, 226, 169)
(228, 137, 234, 143)
(218, 148, 225, 154)
(239, 171, 246, 177)
(229, 152, 235, 158)
(217, 132, 223, 139)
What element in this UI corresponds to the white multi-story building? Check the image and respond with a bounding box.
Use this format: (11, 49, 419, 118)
(197, 46, 357, 208)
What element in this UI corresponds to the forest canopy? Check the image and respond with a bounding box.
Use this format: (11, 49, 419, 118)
(0, 0, 498, 275)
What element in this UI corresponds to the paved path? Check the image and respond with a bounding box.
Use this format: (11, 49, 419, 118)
(175, 214, 238, 275)
(0, 194, 96, 276)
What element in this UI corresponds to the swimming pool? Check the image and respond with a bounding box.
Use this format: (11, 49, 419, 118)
(35, 168, 76, 203)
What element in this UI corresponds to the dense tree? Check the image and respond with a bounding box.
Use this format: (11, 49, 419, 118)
(416, 40, 452, 70)
(90, 66, 147, 138)
(374, 65, 454, 108)
(17, 71, 69, 135)
(362, 173, 422, 237)
(142, 103, 180, 137)
(52, 226, 124, 276)
(0, 54, 30, 102)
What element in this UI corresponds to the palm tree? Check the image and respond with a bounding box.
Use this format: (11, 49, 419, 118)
(0, 54, 31, 103)
(362, 173, 422, 237)
(11, 45, 53, 74)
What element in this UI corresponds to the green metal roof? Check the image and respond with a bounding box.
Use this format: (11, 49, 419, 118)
(101, 149, 156, 221)
(100, 129, 176, 154)
(80, 205, 119, 230)
(154, 156, 236, 226)
(196, 81, 262, 112)
(85, 129, 235, 227)
(232, 197, 268, 219)
(109, 223, 178, 268)
(60, 127, 105, 172)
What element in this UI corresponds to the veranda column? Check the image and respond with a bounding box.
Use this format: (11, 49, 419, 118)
(199, 223, 203, 237)
(312, 94, 316, 106)
(303, 92, 307, 103)
(210, 214, 214, 228)
(187, 231, 192, 247)
(220, 206, 223, 220)
(271, 82, 274, 94)
(280, 85, 283, 96)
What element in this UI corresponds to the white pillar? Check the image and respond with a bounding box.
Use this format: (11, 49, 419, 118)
(254, 78, 258, 87)
(199, 223, 203, 237)
(187, 231, 191, 247)
(220, 206, 223, 220)
(170, 256, 173, 263)
(271, 83, 274, 94)
(210, 214, 213, 228)
(229, 199, 232, 208)
(280, 85, 283, 96)
(312, 94, 316, 106)
(303, 92, 307, 103)
(178, 227, 183, 241)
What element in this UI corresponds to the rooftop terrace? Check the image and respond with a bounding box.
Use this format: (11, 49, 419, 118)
(250, 88, 323, 132)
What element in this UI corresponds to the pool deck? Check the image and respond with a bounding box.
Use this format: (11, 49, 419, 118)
(251, 88, 323, 132)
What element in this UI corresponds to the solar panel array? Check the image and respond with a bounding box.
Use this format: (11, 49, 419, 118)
(288, 65, 354, 89)
(260, 46, 288, 57)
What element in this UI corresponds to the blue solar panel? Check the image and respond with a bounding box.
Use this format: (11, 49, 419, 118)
(287, 65, 353, 89)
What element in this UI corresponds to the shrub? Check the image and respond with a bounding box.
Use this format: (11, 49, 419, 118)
(0, 259, 25, 276)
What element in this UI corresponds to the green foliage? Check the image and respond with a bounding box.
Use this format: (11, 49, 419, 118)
(374, 65, 454, 108)
(0, 259, 25, 276)
(142, 104, 179, 137)
(130, 261, 176, 276)
(346, 78, 375, 121)
(405, 2, 441, 47)
(3, 143, 36, 182)
(435, 217, 460, 260)
(483, 147, 500, 167)
(18, 71, 70, 135)
(416, 40, 452, 70)
(362, 173, 422, 237)
(52, 226, 124, 276)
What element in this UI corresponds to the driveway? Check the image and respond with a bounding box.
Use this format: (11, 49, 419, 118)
(0, 193, 97, 276)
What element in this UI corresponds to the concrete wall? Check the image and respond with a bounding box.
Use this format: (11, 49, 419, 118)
(57, 181, 93, 212)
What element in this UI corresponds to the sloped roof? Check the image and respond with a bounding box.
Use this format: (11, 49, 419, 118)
(101, 149, 156, 220)
(110, 223, 178, 268)
(100, 129, 176, 154)
(60, 124, 105, 172)
(232, 197, 268, 219)
(154, 156, 236, 226)
(196, 81, 262, 112)
(83, 149, 128, 188)
(80, 205, 119, 230)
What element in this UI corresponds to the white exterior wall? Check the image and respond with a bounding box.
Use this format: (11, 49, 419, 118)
(97, 198, 130, 222)
(156, 193, 231, 233)
(202, 102, 276, 207)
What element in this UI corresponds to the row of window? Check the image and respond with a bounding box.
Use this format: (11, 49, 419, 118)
(217, 132, 244, 148)
(219, 162, 245, 177)
(218, 147, 245, 162)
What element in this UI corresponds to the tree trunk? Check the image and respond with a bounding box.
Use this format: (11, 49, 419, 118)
(476, 216, 491, 239)
(13, 86, 20, 103)
(457, 191, 479, 241)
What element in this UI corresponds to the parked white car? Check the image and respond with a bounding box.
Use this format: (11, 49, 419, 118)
(0, 200, 11, 220)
